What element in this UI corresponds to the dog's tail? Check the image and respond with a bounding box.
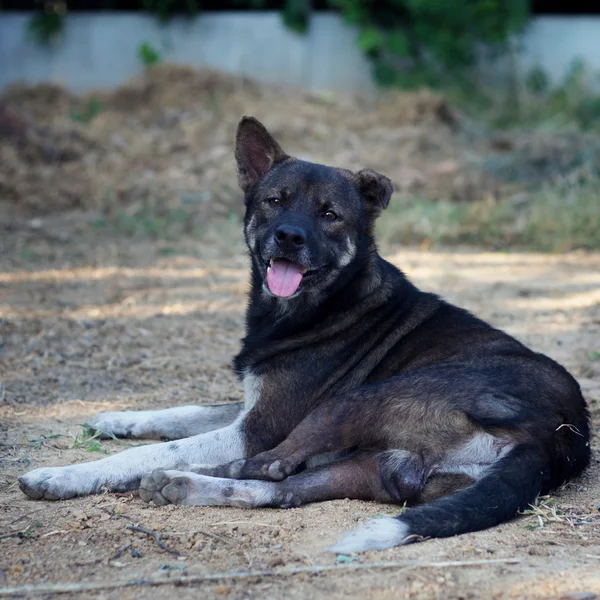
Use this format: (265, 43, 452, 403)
(329, 444, 546, 553)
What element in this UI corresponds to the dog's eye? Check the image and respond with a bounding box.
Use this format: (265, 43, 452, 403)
(323, 210, 338, 222)
(267, 197, 282, 207)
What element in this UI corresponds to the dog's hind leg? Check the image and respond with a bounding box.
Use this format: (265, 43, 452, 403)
(86, 403, 244, 440)
(139, 450, 425, 508)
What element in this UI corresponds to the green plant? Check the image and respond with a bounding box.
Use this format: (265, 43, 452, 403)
(96, 204, 193, 239)
(27, 6, 65, 45)
(376, 182, 600, 253)
(141, 0, 201, 23)
(72, 428, 110, 454)
(520, 497, 564, 530)
(328, 0, 529, 89)
(137, 42, 162, 67)
(525, 66, 550, 96)
(489, 60, 600, 131)
(70, 97, 104, 124)
(282, 0, 311, 34)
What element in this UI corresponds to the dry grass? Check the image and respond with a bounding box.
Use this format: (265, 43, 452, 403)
(0, 65, 466, 216)
(377, 183, 600, 252)
(1, 64, 599, 254)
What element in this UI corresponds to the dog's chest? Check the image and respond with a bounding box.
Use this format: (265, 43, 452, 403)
(241, 357, 354, 412)
(242, 369, 263, 410)
(238, 327, 383, 410)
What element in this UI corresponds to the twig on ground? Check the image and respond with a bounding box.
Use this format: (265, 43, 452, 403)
(40, 530, 68, 538)
(210, 520, 290, 530)
(98, 507, 181, 554)
(0, 531, 26, 540)
(6, 507, 46, 527)
(97, 506, 136, 522)
(0, 558, 521, 597)
(126, 525, 180, 556)
(109, 543, 132, 561)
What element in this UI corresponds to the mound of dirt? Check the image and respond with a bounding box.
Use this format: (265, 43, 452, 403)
(0, 103, 95, 211)
(0, 64, 598, 217)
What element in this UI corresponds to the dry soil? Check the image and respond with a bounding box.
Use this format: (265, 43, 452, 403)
(0, 215, 599, 599)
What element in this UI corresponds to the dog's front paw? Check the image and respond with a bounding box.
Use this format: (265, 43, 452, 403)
(19, 465, 103, 500)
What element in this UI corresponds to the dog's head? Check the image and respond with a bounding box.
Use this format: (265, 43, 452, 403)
(236, 116, 393, 300)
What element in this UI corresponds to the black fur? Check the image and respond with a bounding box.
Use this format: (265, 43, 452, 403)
(231, 116, 590, 541)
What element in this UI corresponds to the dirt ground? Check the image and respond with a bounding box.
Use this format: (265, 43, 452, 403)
(0, 212, 598, 599)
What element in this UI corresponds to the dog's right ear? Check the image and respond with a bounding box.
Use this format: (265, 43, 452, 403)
(235, 117, 289, 192)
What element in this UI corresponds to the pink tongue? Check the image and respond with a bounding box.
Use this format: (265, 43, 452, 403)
(266, 260, 304, 298)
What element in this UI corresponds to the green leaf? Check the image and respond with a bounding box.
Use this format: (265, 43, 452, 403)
(385, 29, 410, 56)
(357, 27, 384, 55)
(137, 42, 162, 67)
(282, 0, 310, 35)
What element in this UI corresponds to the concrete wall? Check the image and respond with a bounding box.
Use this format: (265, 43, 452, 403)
(0, 12, 374, 94)
(0, 12, 599, 94)
(519, 17, 600, 82)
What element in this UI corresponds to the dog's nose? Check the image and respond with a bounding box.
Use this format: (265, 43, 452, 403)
(274, 224, 307, 249)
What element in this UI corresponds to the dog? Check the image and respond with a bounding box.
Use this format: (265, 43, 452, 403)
(19, 116, 590, 553)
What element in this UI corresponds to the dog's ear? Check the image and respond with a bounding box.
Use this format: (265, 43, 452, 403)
(355, 169, 394, 218)
(235, 117, 289, 192)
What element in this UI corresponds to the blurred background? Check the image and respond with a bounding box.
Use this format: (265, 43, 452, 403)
(1, 5, 600, 594)
(0, 1, 599, 253)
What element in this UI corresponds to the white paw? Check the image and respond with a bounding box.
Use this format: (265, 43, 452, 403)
(19, 465, 104, 500)
(328, 517, 410, 554)
(86, 410, 147, 439)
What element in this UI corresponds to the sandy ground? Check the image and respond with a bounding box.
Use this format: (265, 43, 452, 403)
(1, 217, 599, 599)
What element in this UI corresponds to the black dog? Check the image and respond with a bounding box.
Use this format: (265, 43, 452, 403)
(19, 117, 590, 553)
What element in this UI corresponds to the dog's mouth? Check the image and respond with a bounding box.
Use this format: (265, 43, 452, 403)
(264, 258, 322, 298)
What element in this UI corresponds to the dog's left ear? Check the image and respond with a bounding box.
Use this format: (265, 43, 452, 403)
(235, 116, 289, 192)
(355, 169, 394, 217)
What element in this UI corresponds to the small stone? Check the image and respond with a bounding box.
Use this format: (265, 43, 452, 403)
(268, 557, 285, 568)
(527, 546, 550, 556)
(214, 585, 230, 596)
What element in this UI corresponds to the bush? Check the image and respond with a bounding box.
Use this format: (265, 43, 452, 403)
(329, 0, 529, 88)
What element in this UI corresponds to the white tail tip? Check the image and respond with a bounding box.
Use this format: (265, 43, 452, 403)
(328, 517, 410, 554)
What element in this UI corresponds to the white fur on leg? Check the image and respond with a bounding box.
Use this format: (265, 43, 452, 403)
(329, 517, 410, 554)
(19, 417, 247, 500)
(87, 404, 243, 440)
(146, 470, 282, 507)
